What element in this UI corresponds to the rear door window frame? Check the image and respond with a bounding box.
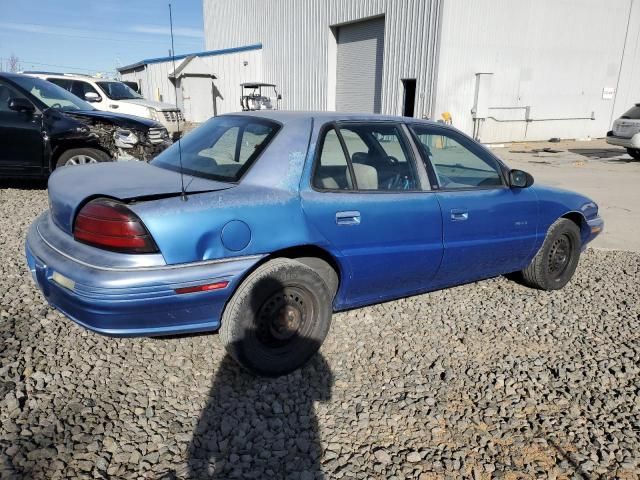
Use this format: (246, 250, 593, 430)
(311, 120, 429, 193)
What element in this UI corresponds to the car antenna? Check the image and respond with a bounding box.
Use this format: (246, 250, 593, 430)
(169, 2, 187, 201)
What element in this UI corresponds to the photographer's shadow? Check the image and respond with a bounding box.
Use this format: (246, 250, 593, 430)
(188, 344, 333, 479)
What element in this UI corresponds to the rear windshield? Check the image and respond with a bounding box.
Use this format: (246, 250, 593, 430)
(621, 105, 640, 119)
(151, 116, 280, 182)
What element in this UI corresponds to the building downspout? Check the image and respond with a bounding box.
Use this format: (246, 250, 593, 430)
(610, 0, 635, 127)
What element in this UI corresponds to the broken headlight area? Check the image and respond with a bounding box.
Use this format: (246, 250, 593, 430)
(115, 128, 171, 162)
(114, 129, 140, 149)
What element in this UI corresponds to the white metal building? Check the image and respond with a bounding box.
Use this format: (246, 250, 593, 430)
(200, 0, 640, 143)
(118, 44, 262, 122)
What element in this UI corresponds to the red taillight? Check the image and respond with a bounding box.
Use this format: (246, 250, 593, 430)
(73, 198, 158, 254)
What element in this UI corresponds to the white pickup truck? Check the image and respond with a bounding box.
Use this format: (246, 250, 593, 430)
(607, 103, 640, 160)
(25, 73, 184, 139)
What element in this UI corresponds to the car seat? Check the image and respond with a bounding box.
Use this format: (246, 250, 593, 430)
(346, 163, 378, 190)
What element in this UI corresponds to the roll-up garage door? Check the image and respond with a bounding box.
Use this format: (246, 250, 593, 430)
(336, 17, 385, 113)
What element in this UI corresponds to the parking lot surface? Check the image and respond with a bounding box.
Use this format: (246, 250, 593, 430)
(1, 153, 639, 478)
(498, 139, 640, 252)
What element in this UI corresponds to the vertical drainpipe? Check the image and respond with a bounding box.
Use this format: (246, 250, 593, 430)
(610, 0, 634, 126)
(428, 0, 444, 119)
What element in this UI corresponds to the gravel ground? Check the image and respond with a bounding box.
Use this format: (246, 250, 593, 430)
(1, 183, 639, 479)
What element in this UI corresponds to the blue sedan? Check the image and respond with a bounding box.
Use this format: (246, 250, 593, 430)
(26, 112, 603, 376)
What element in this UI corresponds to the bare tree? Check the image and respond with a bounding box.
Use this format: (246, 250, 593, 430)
(8, 54, 20, 73)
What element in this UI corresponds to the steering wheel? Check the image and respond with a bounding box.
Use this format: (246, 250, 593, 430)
(50, 103, 62, 109)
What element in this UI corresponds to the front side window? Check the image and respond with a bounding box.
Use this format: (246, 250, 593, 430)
(313, 123, 420, 191)
(152, 116, 279, 182)
(0, 81, 29, 113)
(9, 76, 93, 112)
(411, 126, 504, 189)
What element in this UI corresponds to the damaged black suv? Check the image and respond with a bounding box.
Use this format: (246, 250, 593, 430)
(0, 73, 171, 178)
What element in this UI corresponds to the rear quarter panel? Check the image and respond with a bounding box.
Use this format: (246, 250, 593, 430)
(130, 117, 322, 265)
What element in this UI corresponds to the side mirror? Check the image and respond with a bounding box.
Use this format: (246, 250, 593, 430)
(8, 98, 35, 114)
(509, 169, 534, 188)
(84, 92, 101, 102)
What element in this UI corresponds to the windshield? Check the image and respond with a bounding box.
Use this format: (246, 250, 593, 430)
(152, 116, 280, 182)
(97, 81, 143, 100)
(10, 76, 94, 111)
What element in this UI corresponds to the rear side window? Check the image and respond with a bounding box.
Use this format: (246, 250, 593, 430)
(47, 78, 73, 91)
(152, 116, 280, 182)
(411, 126, 504, 189)
(621, 105, 640, 119)
(313, 123, 420, 192)
(313, 128, 353, 190)
(70, 81, 99, 100)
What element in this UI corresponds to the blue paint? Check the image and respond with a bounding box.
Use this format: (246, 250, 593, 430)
(221, 220, 251, 251)
(117, 43, 263, 72)
(26, 112, 603, 337)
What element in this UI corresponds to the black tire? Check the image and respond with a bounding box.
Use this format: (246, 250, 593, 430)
(520, 218, 581, 290)
(627, 148, 640, 160)
(293, 257, 339, 299)
(219, 258, 332, 377)
(55, 148, 112, 169)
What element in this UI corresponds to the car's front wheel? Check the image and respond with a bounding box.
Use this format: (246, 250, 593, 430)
(627, 148, 640, 160)
(520, 218, 581, 290)
(220, 258, 333, 376)
(56, 148, 112, 168)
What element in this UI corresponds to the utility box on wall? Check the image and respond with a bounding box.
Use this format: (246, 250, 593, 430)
(472, 72, 493, 119)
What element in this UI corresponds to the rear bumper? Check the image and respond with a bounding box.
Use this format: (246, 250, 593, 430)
(25, 215, 264, 337)
(606, 131, 640, 149)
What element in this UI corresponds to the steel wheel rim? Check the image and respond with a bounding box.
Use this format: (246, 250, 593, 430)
(256, 286, 313, 348)
(65, 155, 98, 166)
(547, 234, 572, 277)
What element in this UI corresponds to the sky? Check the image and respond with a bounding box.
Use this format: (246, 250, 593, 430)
(0, 0, 205, 77)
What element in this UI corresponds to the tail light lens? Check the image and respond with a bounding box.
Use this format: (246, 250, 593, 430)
(73, 198, 159, 254)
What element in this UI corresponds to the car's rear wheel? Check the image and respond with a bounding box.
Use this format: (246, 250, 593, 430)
(56, 148, 112, 168)
(219, 258, 332, 376)
(627, 148, 640, 160)
(520, 218, 581, 290)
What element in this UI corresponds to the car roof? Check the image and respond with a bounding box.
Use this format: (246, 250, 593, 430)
(228, 110, 440, 126)
(0, 72, 27, 80)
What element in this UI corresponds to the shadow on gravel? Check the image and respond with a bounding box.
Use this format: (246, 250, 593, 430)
(187, 350, 332, 479)
(187, 274, 333, 479)
(0, 178, 48, 190)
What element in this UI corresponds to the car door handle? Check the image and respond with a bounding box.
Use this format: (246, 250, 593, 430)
(450, 209, 469, 221)
(109, 104, 119, 109)
(336, 211, 361, 225)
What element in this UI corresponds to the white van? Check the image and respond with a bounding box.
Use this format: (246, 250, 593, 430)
(25, 73, 184, 139)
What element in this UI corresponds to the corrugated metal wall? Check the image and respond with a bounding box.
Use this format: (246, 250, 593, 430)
(203, 0, 443, 117)
(203, 0, 640, 142)
(434, 0, 640, 142)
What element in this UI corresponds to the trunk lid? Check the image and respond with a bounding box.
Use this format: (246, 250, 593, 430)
(48, 161, 233, 234)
